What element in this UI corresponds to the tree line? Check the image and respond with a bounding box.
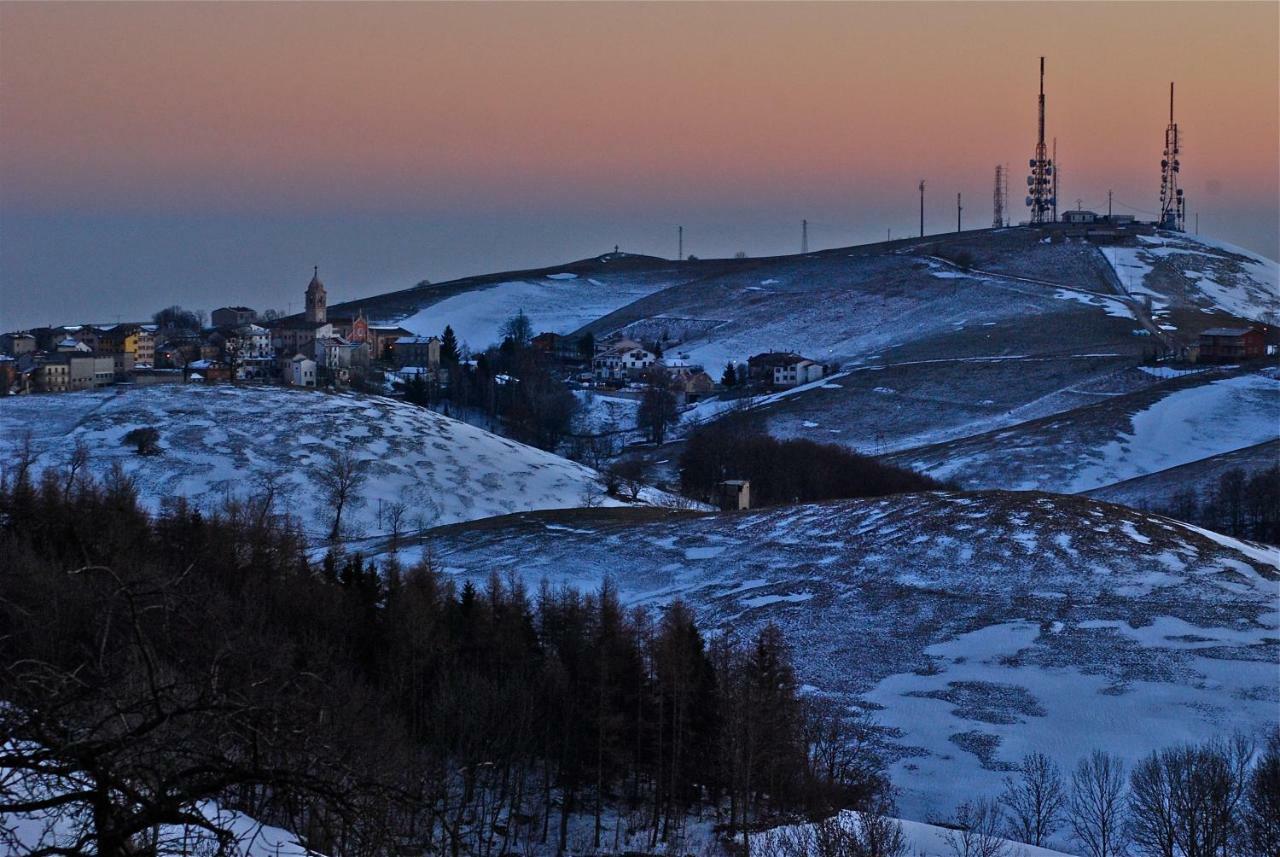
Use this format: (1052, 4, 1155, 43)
(1148, 465, 1280, 546)
(680, 411, 948, 508)
(0, 460, 889, 857)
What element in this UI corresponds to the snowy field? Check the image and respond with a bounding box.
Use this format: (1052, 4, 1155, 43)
(0, 386, 675, 542)
(407, 490, 1279, 834)
(396, 273, 673, 351)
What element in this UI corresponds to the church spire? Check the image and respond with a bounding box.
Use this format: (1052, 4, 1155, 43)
(305, 266, 327, 323)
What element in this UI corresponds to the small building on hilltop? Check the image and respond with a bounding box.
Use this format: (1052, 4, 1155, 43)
(717, 479, 751, 512)
(1197, 326, 1266, 362)
(1061, 210, 1098, 224)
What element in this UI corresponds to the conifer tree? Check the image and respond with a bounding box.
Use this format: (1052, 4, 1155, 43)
(441, 325, 460, 363)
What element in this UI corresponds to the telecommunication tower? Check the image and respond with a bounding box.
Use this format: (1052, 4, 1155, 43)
(1024, 57, 1055, 224)
(1159, 82, 1186, 231)
(992, 166, 1006, 228)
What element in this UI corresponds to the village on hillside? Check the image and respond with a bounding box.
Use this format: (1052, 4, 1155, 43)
(0, 266, 844, 408)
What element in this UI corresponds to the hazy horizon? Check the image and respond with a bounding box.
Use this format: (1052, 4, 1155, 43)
(2, 1, 1277, 330)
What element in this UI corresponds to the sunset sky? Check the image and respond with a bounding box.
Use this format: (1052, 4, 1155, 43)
(2, 2, 1276, 327)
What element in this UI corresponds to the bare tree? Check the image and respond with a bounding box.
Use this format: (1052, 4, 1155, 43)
(1128, 736, 1251, 857)
(1000, 752, 1066, 847)
(1070, 750, 1127, 857)
(852, 810, 909, 857)
(1244, 728, 1280, 857)
(607, 458, 648, 502)
(316, 449, 368, 542)
(946, 798, 1009, 857)
(63, 438, 90, 497)
(248, 468, 294, 531)
(386, 500, 409, 550)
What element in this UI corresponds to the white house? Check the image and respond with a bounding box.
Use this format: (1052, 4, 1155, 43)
(592, 343, 657, 381)
(288, 354, 317, 387)
(772, 358, 826, 388)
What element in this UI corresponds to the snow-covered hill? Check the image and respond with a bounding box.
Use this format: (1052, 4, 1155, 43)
(1102, 231, 1280, 326)
(325, 252, 684, 352)
(0, 386, 674, 541)
(889, 369, 1280, 493)
(410, 490, 1279, 823)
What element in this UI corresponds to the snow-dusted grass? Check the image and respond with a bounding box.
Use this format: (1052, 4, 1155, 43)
(0, 386, 675, 543)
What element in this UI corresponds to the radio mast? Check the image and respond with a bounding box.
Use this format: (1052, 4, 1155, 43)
(1025, 58, 1054, 224)
(1159, 82, 1186, 231)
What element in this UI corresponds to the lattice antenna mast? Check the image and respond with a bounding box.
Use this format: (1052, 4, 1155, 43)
(1025, 57, 1054, 224)
(1159, 82, 1185, 231)
(992, 165, 1005, 228)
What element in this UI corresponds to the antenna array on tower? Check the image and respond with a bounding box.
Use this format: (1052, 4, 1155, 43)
(1024, 58, 1055, 224)
(1159, 82, 1186, 231)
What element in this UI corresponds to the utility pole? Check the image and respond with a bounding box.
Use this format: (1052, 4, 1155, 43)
(919, 180, 926, 237)
(677, 225, 683, 260)
(801, 219, 808, 254)
(1108, 190, 1113, 219)
(1195, 212, 1199, 235)
(887, 228, 891, 242)
(957, 193, 963, 232)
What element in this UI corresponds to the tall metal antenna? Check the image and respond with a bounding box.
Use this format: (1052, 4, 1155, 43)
(1159, 82, 1186, 231)
(801, 219, 808, 253)
(957, 193, 963, 232)
(677, 225, 683, 260)
(1025, 57, 1054, 224)
(919, 180, 926, 237)
(992, 166, 1005, 228)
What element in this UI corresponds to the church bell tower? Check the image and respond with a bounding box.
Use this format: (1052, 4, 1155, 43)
(305, 266, 327, 323)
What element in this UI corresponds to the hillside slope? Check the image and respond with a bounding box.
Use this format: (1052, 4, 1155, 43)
(887, 369, 1279, 493)
(327, 252, 696, 351)
(412, 491, 1278, 821)
(1084, 438, 1280, 510)
(0, 386, 671, 541)
(1101, 231, 1279, 331)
